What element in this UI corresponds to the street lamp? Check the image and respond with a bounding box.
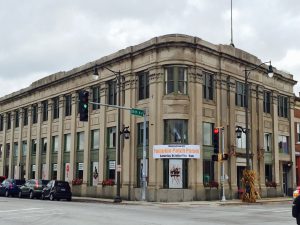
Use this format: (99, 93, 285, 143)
(93, 65, 123, 203)
(237, 61, 273, 202)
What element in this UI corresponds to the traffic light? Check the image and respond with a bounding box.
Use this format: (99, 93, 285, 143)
(213, 128, 220, 153)
(79, 90, 89, 121)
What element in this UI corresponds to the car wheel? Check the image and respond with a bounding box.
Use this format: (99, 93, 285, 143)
(41, 194, 45, 200)
(67, 197, 72, 201)
(5, 190, 9, 197)
(29, 191, 34, 199)
(18, 191, 22, 198)
(49, 194, 54, 201)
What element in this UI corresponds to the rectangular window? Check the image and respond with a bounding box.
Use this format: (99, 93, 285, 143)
(77, 132, 84, 151)
(6, 143, 10, 158)
(263, 91, 271, 113)
(164, 120, 188, 144)
(264, 133, 272, 152)
(65, 95, 72, 116)
(203, 71, 214, 100)
(22, 141, 27, 156)
(91, 129, 99, 150)
(265, 164, 273, 183)
(0, 115, 3, 131)
(236, 82, 246, 107)
(278, 135, 289, 153)
(41, 138, 47, 154)
(203, 160, 215, 184)
(23, 108, 28, 126)
(32, 105, 38, 124)
(107, 160, 116, 180)
(107, 127, 116, 148)
(53, 97, 60, 119)
(236, 129, 246, 149)
(13, 142, 18, 157)
(137, 122, 149, 146)
(108, 80, 117, 105)
(278, 95, 288, 118)
(297, 123, 300, 143)
(92, 86, 100, 110)
(203, 122, 214, 146)
(0, 144, 2, 159)
(138, 71, 149, 100)
(163, 159, 188, 189)
(76, 163, 84, 179)
(165, 66, 187, 95)
(15, 110, 19, 128)
(52, 136, 58, 153)
(31, 139, 37, 155)
(64, 134, 71, 152)
(52, 163, 57, 180)
(42, 100, 48, 121)
(7, 113, 11, 130)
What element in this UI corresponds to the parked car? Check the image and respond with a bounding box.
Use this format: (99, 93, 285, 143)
(41, 180, 72, 201)
(19, 179, 49, 199)
(0, 179, 25, 197)
(293, 186, 300, 199)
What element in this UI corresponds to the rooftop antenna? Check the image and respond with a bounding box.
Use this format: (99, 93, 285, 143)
(230, 0, 235, 47)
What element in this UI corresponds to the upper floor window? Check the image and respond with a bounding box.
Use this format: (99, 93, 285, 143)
(6, 143, 10, 158)
(107, 127, 116, 148)
(22, 141, 27, 156)
(23, 108, 28, 126)
(203, 122, 214, 146)
(138, 71, 149, 100)
(42, 100, 48, 122)
(0, 144, 2, 159)
(108, 81, 117, 105)
(278, 95, 288, 118)
(42, 138, 47, 154)
(264, 133, 272, 152)
(52, 136, 58, 153)
(137, 122, 149, 146)
(203, 72, 214, 100)
(164, 119, 188, 144)
(64, 134, 71, 152)
(65, 95, 72, 116)
(53, 97, 60, 119)
(13, 142, 18, 157)
(31, 139, 37, 155)
(77, 132, 84, 151)
(7, 113, 11, 130)
(15, 110, 19, 128)
(297, 123, 300, 143)
(32, 104, 38, 124)
(236, 128, 246, 149)
(236, 82, 246, 107)
(0, 115, 3, 131)
(165, 66, 187, 95)
(263, 91, 271, 113)
(91, 129, 99, 150)
(278, 135, 289, 153)
(92, 86, 100, 110)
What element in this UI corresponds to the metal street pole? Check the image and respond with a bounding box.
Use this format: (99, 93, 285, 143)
(245, 70, 250, 170)
(141, 110, 147, 201)
(221, 127, 226, 201)
(114, 70, 122, 203)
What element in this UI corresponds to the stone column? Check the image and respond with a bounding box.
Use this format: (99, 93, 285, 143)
(290, 97, 297, 188)
(35, 102, 42, 179)
(272, 91, 280, 184)
(83, 88, 91, 185)
(57, 96, 64, 180)
(17, 109, 23, 179)
(99, 84, 107, 185)
(250, 85, 258, 174)
(69, 92, 77, 183)
(25, 106, 32, 180)
(8, 112, 15, 178)
(46, 100, 53, 179)
(0, 115, 7, 176)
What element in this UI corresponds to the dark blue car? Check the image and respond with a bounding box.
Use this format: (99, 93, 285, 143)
(0, 179, 25, 197)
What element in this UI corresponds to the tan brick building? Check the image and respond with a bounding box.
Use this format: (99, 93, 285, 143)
(0, 34, 297, 201)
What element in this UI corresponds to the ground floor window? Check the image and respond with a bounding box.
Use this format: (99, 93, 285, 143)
(52, 164, 57, 180)
(91, 162, 99, 186)
(163, 159, 188, 189)
(31, 164, 36, 179)
(76, 163, 84, 179)
(265, 164, 273, 183)
(203, 160, 215, 186)
(137, 158, 148, 188)
(107, 160, 115, 180)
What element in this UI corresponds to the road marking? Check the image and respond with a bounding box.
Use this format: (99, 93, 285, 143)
(0, 208, 43, 213)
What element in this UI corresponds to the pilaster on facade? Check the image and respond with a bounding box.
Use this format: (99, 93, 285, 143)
(46, 100, 53, 180)
(99, 84, 106, 185)
(8, 112, 14, 178)
(69, 92, 77, 184)
(57, 95, 64, 180)
(17, 109, 23, 179)
(83, 88, 91, 185)
(289, 97, 296, 187)
(35, 102, 42, 179)
(25, 106, 32, 180)
(272, 91, 280, 184)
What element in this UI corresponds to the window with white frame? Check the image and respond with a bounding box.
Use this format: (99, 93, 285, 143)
(91, 129, 99, 150)
(52, 136, 58, 153)
(107, 127, 116, 148)
(203, 122, 214, 146)
(264, 133, 272, 152)
(236, 130, 246, 149)
(22, 141, 27, 156)
(41, 138, 47, 154)
(278, 135, 289, 153)
(64, 134, 71, 152)
(77, 132, 84, 151)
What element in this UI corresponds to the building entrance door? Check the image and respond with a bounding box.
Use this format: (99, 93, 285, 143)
(282, 164, 289, 196)
(237, 166, 246, 189)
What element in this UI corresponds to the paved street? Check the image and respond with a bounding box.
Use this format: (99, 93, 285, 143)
(0, 197, 296, 225)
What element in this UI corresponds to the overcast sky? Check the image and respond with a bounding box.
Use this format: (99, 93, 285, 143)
(1, 0, 300, 97)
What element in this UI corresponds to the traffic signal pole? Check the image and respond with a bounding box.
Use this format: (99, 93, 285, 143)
(221, 127, 226, 202)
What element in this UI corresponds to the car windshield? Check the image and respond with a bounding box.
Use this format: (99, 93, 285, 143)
(41, 180, 49, 186)
(56, 181, 69, 188)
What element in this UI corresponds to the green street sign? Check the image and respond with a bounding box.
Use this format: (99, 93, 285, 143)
(130, 108, 144, 117)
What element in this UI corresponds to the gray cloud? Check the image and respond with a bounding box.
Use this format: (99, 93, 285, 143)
(0, 0, 299, 96)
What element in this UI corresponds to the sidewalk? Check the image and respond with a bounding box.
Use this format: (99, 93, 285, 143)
(72, 196, 292, 206)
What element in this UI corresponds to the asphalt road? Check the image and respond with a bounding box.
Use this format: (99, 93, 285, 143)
(0, 197, 296, 225)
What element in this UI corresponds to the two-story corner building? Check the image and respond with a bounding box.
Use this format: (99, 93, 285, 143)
(294, 96, 300, 186)
(0, 34, 297, 201)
